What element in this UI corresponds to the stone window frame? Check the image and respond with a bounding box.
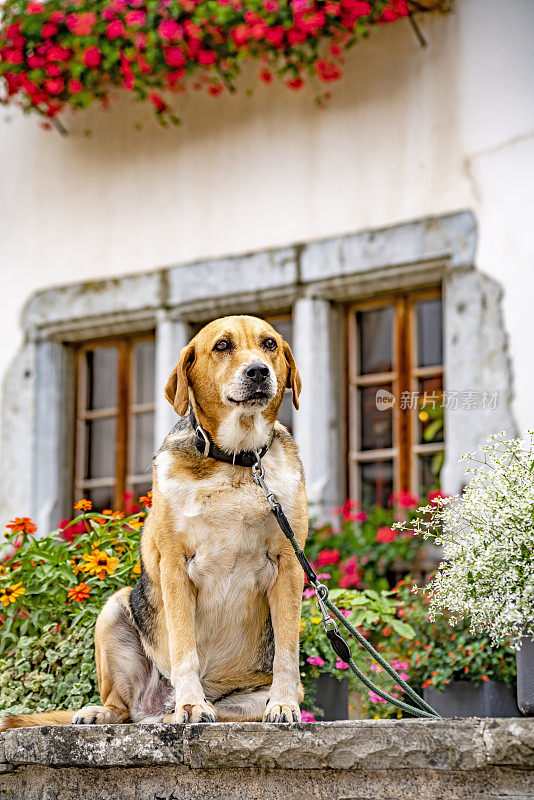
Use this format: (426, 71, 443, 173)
(1, 210, 516, 532)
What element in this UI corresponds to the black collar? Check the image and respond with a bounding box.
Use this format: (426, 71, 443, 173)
(189, 409, 272, 467)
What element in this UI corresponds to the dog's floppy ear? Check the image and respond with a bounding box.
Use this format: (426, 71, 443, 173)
(283, 342, 301, 410)
(165, 343, 195, 417)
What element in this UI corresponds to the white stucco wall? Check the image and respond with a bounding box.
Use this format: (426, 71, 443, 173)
(0, 0, 533, 437)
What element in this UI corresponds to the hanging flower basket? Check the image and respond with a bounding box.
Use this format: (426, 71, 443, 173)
(0, 0, 436, 128)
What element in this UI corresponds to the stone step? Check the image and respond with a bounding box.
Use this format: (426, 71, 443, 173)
(1, 718, 533, 800)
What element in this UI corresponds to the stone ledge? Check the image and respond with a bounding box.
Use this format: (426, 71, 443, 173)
(1, 719, 533, 771)
(2, 720, 533, 800)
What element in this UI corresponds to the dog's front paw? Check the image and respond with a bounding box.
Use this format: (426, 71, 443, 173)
(165, 700, 217, 724)
(263, 699, 301, 723)
(72, 705, 120, 725)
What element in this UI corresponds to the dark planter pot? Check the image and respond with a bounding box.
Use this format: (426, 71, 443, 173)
(516, 636, 534, 716)
(310, 675, 349, 721)
(424, 680, 519, 718)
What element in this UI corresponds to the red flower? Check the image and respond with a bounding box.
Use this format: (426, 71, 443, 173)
(208, 84, 224, 96)
(158, 20, 183, 41)
(316, 59, 342, 82)
(428, 489, 447, 506)
(375, 527, 397, 544)
(27, 1, 45, 13)
(197, 50, 216, 66)
(46, 64, 61, 77)
(149, 92, 167, 113)
(260, 68, 273, 83)
(335, 499, 366, 523)
(83, 47, 102, 68)
(265, 26, 284, 45)
(68, 78, 84, 94)
(317, 548, 340, 566)
(66, 12, 96, 36)
(381, 7, 398, 22)
(394, 0, 410, 15)
(163, 46, 185, 67)
(47, 45, 71, 61)
(41, 23, 58, 38)
(286, 77, 304, 90)
(106, 20, 125, 39)
(49, 11, 65, 23)
(4, 50, 24, 65)
(390, 490, 419, 509)
(231, 24, 250, 46)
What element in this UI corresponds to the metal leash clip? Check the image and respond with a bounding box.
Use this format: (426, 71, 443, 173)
(313, 582, 337, 631)
(252, 453, 278, 512)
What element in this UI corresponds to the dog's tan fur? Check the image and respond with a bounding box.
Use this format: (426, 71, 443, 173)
(1, 315, 307, 730)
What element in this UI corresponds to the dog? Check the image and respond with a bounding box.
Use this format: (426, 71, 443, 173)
(1, 315, 308, 730)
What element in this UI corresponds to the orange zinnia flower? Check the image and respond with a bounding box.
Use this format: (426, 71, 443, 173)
(74, 499, 92, 511)
(67, 583, 91, 603)
(139, 491, 152, 508)
(6, 517, 37, 535)
(0, 582, 25, 607)
(131, 560, 142, 576)
(81, 549, 120, 580)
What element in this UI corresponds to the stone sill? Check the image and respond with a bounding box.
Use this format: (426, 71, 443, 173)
(1, 718, 533, 772)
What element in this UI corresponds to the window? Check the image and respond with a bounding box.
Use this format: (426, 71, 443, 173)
(74, 334, 155, 511)
(190, 313, 294, 432)
(347, 291, 444, 510)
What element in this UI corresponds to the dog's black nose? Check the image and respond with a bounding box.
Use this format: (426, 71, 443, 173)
(246, 363, 270, 384)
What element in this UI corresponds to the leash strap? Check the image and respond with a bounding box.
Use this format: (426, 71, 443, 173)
(251, 455, 440, 720)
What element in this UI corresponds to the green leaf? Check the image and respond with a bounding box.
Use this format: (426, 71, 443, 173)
(388, 619, 416, 639)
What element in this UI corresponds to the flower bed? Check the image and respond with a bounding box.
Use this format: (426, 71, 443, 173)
(0, 0, 418, 126)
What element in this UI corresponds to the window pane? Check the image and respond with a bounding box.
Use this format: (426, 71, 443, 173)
(84, 486, 115, 512)
(357, 307, 393, 375)
(133, 341, 156, 405)
(417, 298, 442, 368)
(359, 384, 393, 451)
(418, 452, 444, 496)
(360, 460, 394, 511)
(130, 411, 154, 476)
(85, 347, 118, 411)
(84, 417, 117, 479)
(417, 376, 444, 445)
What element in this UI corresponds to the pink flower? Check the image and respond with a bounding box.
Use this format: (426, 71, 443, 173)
(106, 20, 125, 39)
(82, 47, 102, 68)
(316, 573, 331, 581)
(27, 1, 45, 13)
(317, 549, 339, 566)
(397, 672, 409, 681)
(125, 10, 146, 26)
(370, 663, 382, 673)
(301, 710, 315, 722)
(49, 11, 65, 23)
(264, 0, 279, 8)
(375, 527, 397, 544)
(158, 20, 183, 41)
(368, 690, 386, 704)
(164, 47, 186, 67)
(302, 588, 315, 598)
(307, 656, 325, 667)
(335, 659, 349, 669)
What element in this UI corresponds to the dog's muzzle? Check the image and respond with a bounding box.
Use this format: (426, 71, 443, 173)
(227, 362, 275, 405)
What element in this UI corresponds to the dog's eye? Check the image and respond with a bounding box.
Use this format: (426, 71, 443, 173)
(213, 339, 231, 352)
(263, 338, 277, 351)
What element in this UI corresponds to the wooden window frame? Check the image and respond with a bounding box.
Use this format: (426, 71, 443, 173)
(346, 287, 443, 503)
(74, 332, 155, 510)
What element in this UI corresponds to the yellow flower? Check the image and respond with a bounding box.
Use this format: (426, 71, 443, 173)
(310, 616, 322, 624)
(128, 520, 144, 531)
(0, 582, 25, 607)
(81, 549, 119, 580)
(299, 621, 306, 632)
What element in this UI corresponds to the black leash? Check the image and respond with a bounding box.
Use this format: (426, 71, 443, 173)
(250, 454, 440, 719)
(188, 411, 439, 718)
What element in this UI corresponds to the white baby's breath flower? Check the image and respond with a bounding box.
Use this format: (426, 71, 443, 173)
(407, 431, 534, 646)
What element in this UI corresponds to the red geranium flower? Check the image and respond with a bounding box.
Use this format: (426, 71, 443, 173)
(317, 548, 340, 566)
(375, 527, 397, 544)
(390, 490, 419, 509)
(158, 20, 183, 41)
(149, 92, 167, 113)
(106, 20, 125, 39)
(83, 47, 102, 68)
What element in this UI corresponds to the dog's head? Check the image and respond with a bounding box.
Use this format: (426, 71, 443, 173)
(165, 315, 301, 433)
